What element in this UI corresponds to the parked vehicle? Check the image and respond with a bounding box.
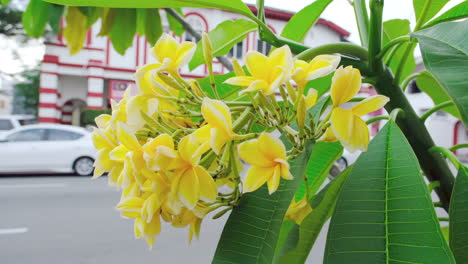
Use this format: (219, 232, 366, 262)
(0, 115, 36, 138)
(0, 124, 96, 176)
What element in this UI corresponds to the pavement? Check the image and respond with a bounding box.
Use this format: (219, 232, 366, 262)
(0, 175, 329, 264)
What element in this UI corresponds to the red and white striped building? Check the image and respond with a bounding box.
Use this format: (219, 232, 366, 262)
(38, 6, 349, 125)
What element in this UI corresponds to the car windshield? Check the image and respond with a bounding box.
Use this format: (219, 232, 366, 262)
(0, 119, 13, 130)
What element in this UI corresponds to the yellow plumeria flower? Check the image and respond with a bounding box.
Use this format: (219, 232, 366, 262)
(126, 94, 159, 131)
(196, 98, 236, 154)
(142, 134, 178, 171)
(330, 66, 389, 152)
(285, 198, 313, 224)
(224, 46, 293, 95)
(171, 135, 218, 209)
(238, 133, 292, 194)
(304, 88, 318, 109)
(150, 33, 196, 74)
(292, 55, 341, 88)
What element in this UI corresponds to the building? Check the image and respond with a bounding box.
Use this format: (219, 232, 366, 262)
(37, 6, 349, 126)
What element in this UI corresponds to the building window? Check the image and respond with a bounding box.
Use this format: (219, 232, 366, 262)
(228, 41, 244, 59)
(257, 40, 272, 55)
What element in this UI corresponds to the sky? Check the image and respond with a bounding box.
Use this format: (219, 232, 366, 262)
(0, 0, 464, 79)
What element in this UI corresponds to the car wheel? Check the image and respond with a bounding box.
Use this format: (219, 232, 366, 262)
(73, 157, 94, 176)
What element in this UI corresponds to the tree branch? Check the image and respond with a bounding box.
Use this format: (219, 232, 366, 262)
(164, 8, 233, 71)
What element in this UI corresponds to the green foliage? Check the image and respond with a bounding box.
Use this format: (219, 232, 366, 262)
(413, 20, 468, 126)
(213, 141, 313, 264)
(13, 69, 40, 116)
(48, 4, 64, 34)
(1, 0, 12, 6)
(424, 1, 468, 28)
(324, 121, 455, 263)
(166, 8, 185, 36)
(413, 0, 449, 26)
(110, 9, 136, 55)
(382, 19, 415, 82)
(280, 0, 333, 42)
(0, 5, 24, 36)
(43, 0, 255, 19)
(80, 109, 111, 127)
(416, 71, 460, 119)
(189, 19, 257, 70)
(276, 167, 350, 263)
(22, 0, 50, 37)
(449, 167, 468, 264)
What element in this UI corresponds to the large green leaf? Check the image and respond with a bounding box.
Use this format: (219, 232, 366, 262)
(189, 19, 257, 70)
(413, 20, 468, 126)
(280, 0, 333, 42)
(449, 167, 468, 263)
(324, 121, 455, 263)
(48, 4, 64, 34)
(144, 9, 163, 46)
(276, 167, 350, 263)
(43, 0, 255, 19)
(383, 19, 415, 82)
(424, 1, 468, 28)
(413, 0, 449, 26)
(22, 0, 50, 37)
(109, 8, 136, 55)
(294, 142, 343, 202)
(416, 71, 460, 119)
(212, 141, 313, 264)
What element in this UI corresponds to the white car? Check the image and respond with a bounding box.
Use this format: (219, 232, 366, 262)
(0, 115, 36, 138)
(0, 124, 97, 176)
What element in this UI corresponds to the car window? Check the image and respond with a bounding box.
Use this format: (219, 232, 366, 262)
(0, 119, 13, 130)
(6, 129, 45, 142)
(18, 119, 37, 126)
(46, 129, 83, 141)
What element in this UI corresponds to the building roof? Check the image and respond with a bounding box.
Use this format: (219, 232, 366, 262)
(248, 4, 350, 37)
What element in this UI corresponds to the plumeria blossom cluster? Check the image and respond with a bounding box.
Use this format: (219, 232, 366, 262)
(91, 33, 389, 246)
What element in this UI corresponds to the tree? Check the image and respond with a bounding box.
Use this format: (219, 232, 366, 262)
(13, 69, 39, 115)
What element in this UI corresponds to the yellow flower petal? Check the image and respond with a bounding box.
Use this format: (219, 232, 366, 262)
(109, 144, 129, 161)
(258, 133, 287, 161)
(238, 139, 275, 167)
(201, 98, 233, 135)
(352, 95, 389, 116)
(142, 194, 160, 223)
(243, 166, 275, 193)
(151, 33, 178, 64)
(210, 127, 231, 155)
(348, 115, 370, 152)
(177, 168, 200, 209)
(305, 54, 341, 80)
(267, 165, 281, 194)
(330, 66, 362, 106)
(117, 122, 141, 151)
(175, 41, 196, 68)
(245, 51, 268, 79)
(95, 114, 112, 129)
(194, 165, 217, 202)
(143, 213, 161, 237)
(305, 89, 318, 109)
(142, 134, 175, 157)
(193, 124, 212, 144)
(240, 79, 269, 94)
(331, 107, 354, 148)
(268, 46, 293, 75)
(320, 127, 338, 142)
(224, 76, 255, 86)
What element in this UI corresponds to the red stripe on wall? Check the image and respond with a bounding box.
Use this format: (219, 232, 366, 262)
(39, 103, 57, 108)
(87, 106, 103, 110)
(87, 92, 104, 97)
(39, 88, 58, 94)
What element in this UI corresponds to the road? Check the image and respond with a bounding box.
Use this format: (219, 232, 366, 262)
(0, 175, 328, 264)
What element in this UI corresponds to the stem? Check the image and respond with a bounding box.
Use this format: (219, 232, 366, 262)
(438, 217, 449, 222)
(393, 43, 415, 84)
(164, 8, 233, 71)
(401, 72, 422, 91)
(256, 0, 265, 23)
(352, 0, 370, 48)
(296, 43, 368, 61)
(366, 115, 389, 125)
(430, 146, 461, 170)
(450, 144, 468, 152)
(420, 101, 454, 123)
(414, 0, 432, 31)
(368, 0, 384, 73)
(377, 35, 410, 59)
(233, 107, 252, 131)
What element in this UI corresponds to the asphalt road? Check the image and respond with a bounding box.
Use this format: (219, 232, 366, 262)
(0, 175, 328, 264)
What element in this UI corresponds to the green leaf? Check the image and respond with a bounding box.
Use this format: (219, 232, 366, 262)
(441, 226, 449, 242)
(78, 6, 100, 28)
(1, 0, 12, 6)
(413, 20, 468, 126)
(449, 167, 468, 263)
(276, 167, 351, 263)
(98, 8, 116, 36)
(48, 4, 64, 34)
(43, 0, 255, 20)
(413, 0, 449, 26)
(136, 9, 146, 35)
(144, 9, 163, 46)
(166, 8, 185, 36)
(424, 1, 468, 28)
(63, 6, 88, 54)
(294, 142, 343, 202)
(22, 0, 50, 37)
(324, 121, 455, 263)
(305, 73, 332, 98)
(109, 8, 136, 55)
(213, 141, 313, 264)
(383, 19, 415, 82)
(416, 71, 460, 119)
(196, 71, 241, 100)
(189, 19, 257, 70)
(280, 0, 333, 42)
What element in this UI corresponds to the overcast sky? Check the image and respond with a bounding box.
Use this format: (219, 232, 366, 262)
(0, 0, 463, 78)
